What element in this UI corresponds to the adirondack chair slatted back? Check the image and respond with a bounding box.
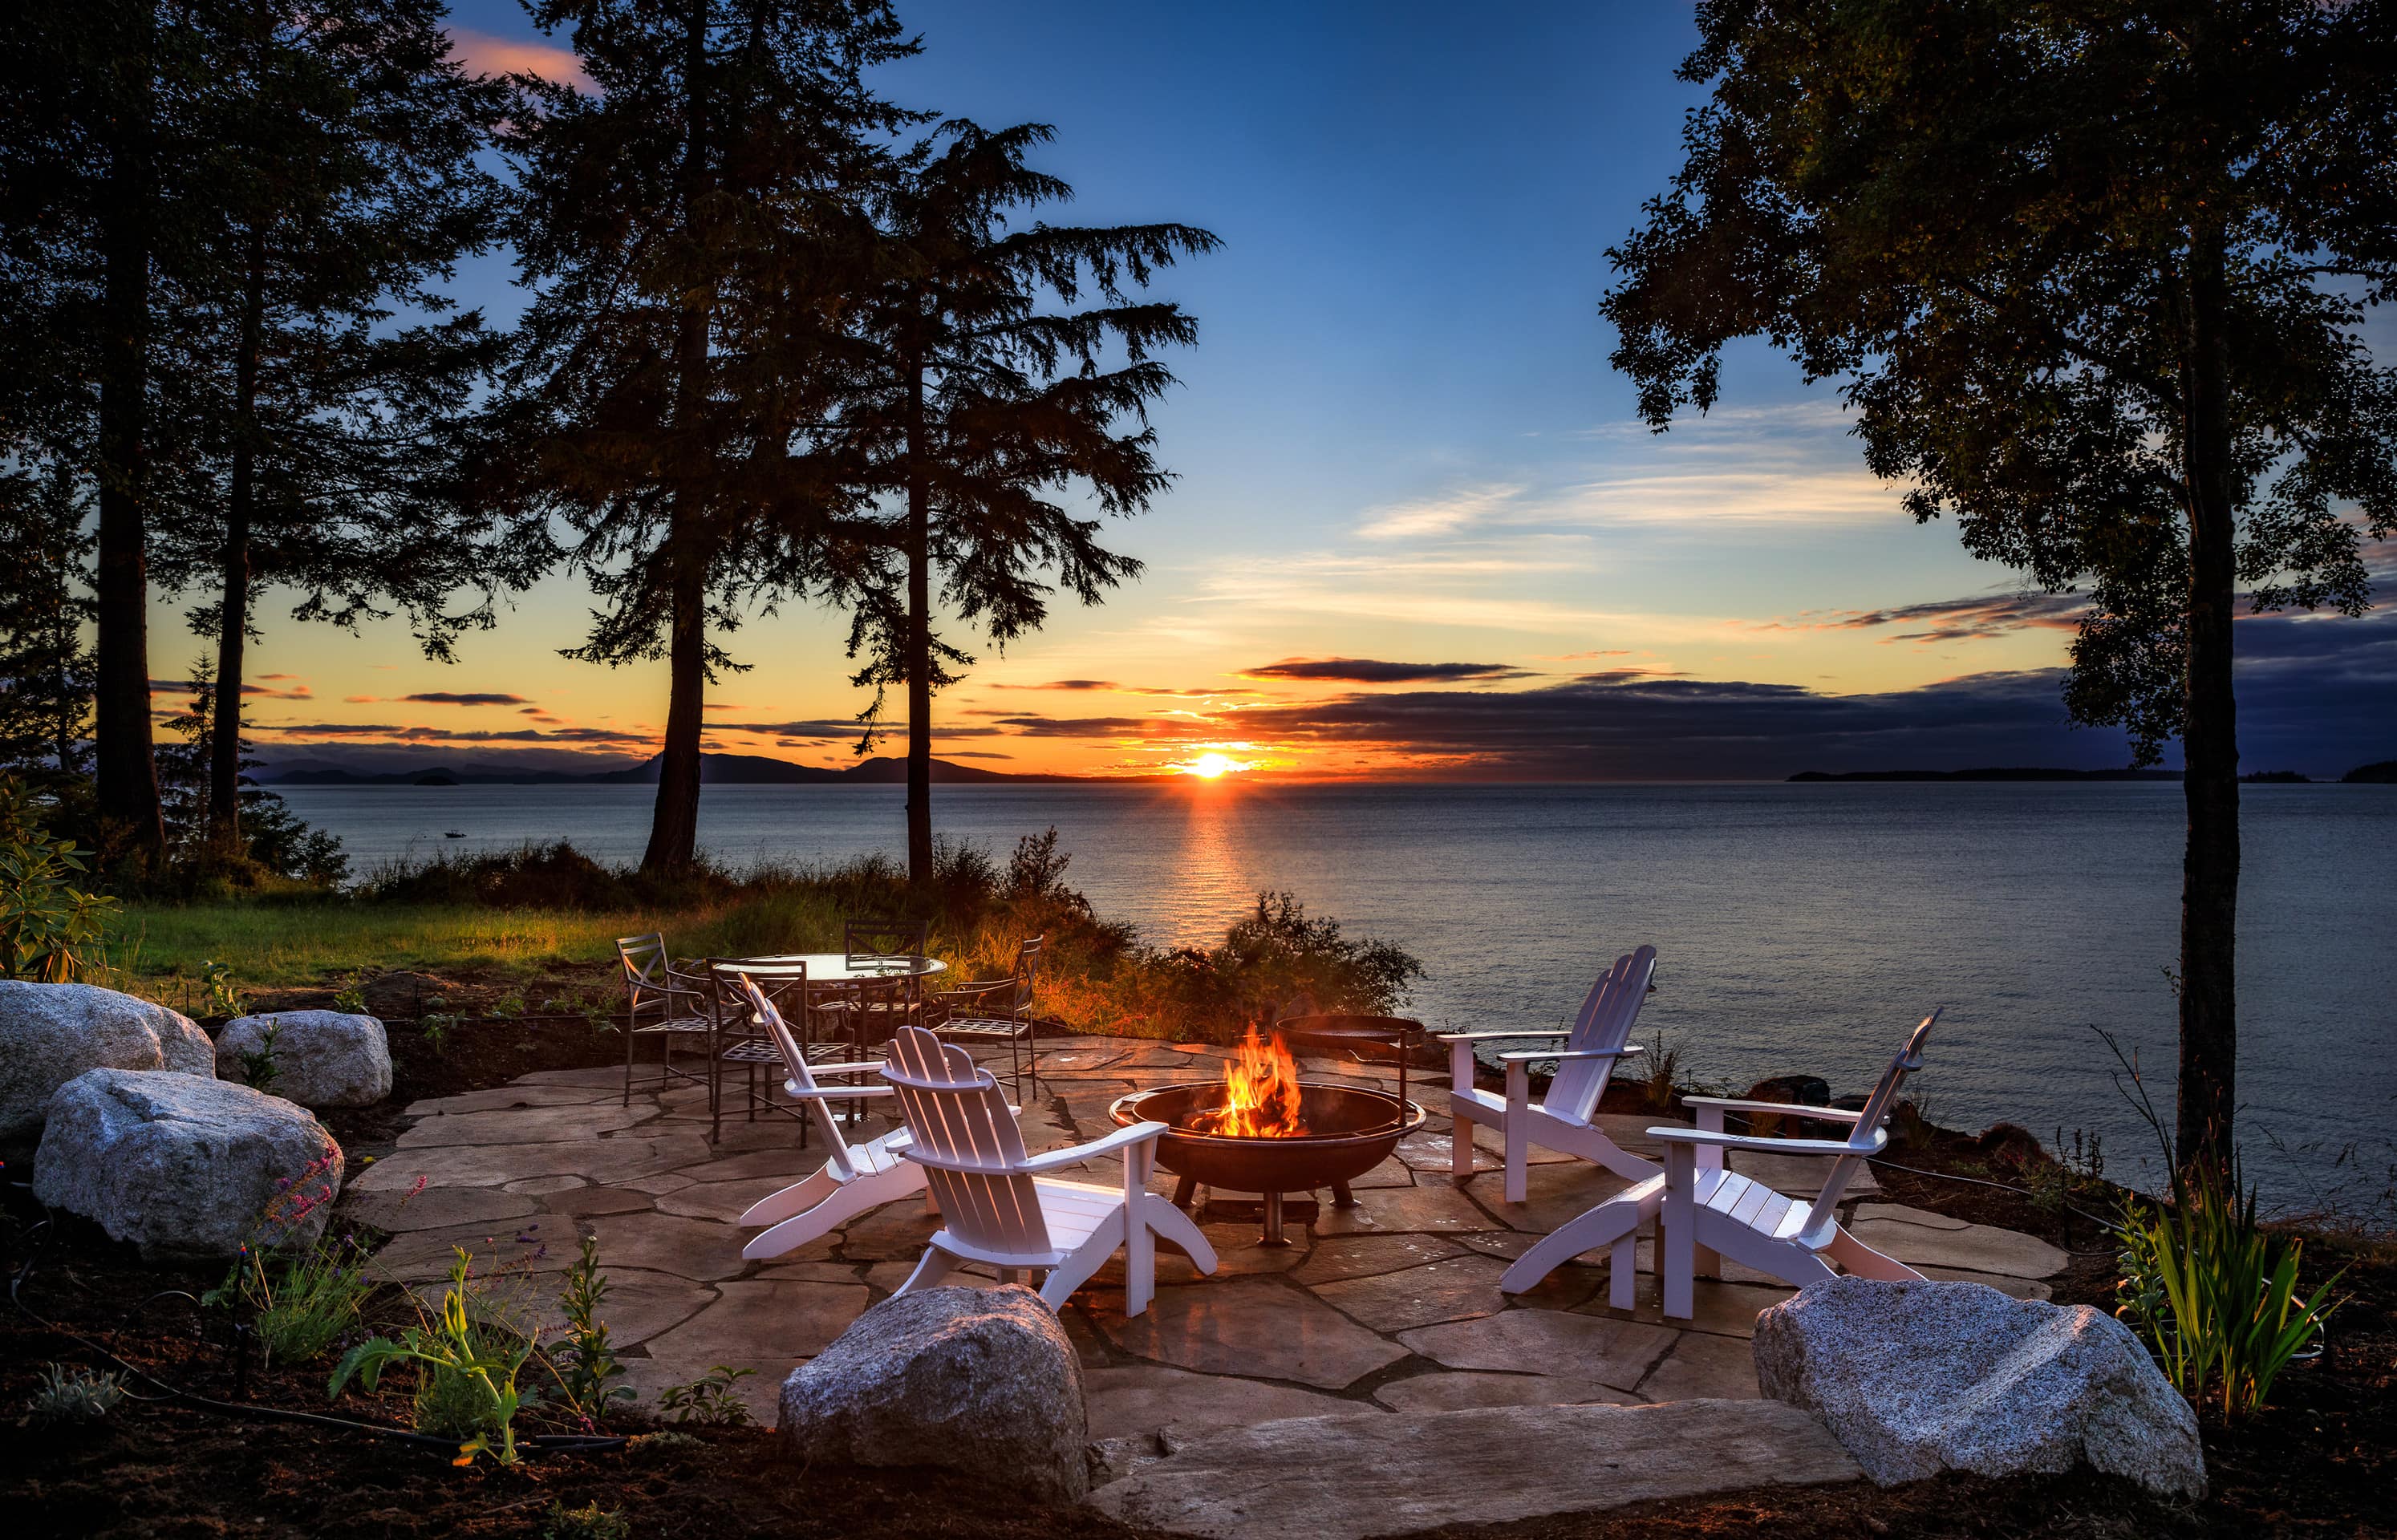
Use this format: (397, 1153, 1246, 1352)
(1808, 1009, 1941, 1218)
(736, 974, 860, 1180)
(884, 1025, 1052, 1258)
(1547, 945, 1658, 1121)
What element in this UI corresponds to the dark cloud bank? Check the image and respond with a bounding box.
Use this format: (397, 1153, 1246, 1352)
(1234, 608, 2397, 779)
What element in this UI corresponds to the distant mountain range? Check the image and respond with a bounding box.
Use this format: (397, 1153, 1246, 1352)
(1787, 767, 2184, 782)
(258, 752, 1093, 787)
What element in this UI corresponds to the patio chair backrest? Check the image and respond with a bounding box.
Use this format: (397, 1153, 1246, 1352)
(845, 917, 929, 971)
(706, 956, 811, 1035)
(1547, 945, 1658, 1122)
(734, 973, 861, 1179)
(883, 1025, 1051, 1258)
(1005, 936, 1044, 1014)
(1808, 1009, 1941, 1218)
(618, 932, 667, 996)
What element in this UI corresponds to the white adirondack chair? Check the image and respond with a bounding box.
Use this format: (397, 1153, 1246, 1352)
(880, 1024, 1218, 1317)
(735, 975, 928, 1261)
(1501, 1009, 1941, 1319)
(1442, 945, 1660, 1202)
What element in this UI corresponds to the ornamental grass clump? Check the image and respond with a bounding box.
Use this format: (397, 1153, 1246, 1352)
(205, 1230, 375, 1367)
(26, 1364, 128, 1428)
(2115, 1160, 2343, 1419)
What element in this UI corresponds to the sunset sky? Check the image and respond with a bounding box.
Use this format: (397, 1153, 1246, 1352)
(173, 2, 2397, 781)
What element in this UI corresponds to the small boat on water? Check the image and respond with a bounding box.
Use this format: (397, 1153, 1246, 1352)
(444, 830, 466, 838)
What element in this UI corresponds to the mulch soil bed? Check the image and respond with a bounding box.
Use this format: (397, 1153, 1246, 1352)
(2, 999, 2388, 1539)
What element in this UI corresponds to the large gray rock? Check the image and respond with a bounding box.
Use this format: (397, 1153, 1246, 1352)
(32, 1068, 344, 1259)
(218, 1011, 391, 1107)
(0, 981, 214, 1138)
(1753, 1277, 2204, 1498)
(778, 1285, 1088, 1502)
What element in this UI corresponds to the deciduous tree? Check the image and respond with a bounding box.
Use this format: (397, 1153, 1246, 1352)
(1603, 0, 2397, 1170)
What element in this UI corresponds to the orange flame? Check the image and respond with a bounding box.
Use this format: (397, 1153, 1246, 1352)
(1189, 1026, 1308, 1137)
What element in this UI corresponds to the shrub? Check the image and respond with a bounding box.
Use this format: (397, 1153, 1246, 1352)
(330, 1250, 541, 1464)
(2115, 1161, 2343, 1418)
(27, 1363, 127, 1427)
(0, 775, 116, 982)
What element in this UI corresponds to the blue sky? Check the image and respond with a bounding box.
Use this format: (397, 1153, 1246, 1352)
(206, 2, 2396, 780)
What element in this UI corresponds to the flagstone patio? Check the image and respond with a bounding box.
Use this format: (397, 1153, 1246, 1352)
(343, 1034, 2067, 1433)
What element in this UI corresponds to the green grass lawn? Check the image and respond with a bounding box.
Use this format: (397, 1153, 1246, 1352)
(103, 901, 651, 991)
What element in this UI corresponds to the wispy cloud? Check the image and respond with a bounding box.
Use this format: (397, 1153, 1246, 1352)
(1356, 483, 1525, 541)
(404, 691, 533, 707)
(447, 26, 590, 90)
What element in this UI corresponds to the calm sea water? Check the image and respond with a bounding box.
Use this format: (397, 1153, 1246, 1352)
(274, 779, 2397, 1216)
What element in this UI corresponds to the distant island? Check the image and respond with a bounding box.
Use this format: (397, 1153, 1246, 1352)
(2345, 760, 2397, 784)
(259, 752, 1095, 787)
(1787, 768, 2181, 783)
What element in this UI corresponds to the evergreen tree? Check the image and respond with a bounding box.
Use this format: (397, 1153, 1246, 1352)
(0, 458, 97, 791)
(491, 0, 917, 873)
(154, 660, 348, 886)
(1601, 0, 2397, 1169)
(153, 0, 523, 851)
(840, 121, 1215, 883)
(0, 2, 225, 864)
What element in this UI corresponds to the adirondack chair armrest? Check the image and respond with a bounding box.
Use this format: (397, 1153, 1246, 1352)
(793, 1080, 896, 1099)
(1681, 1096, 1864, 1122)
(805, 1060, 896, 1078)
(1648, 1125, 1888, 1157)
(1435, 1028, 1573, 1043)
(1495, 1044, 1643, 1065)
(1017, 1121, 1169, 1173)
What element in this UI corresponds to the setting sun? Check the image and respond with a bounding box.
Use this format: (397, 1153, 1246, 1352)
(1190, 752, 1236, 778)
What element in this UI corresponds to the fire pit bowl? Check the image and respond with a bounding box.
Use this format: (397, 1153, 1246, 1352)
(1109, 1080, 1426, 1245)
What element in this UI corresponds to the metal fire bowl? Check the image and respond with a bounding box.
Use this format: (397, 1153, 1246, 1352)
(1108, 1081, 1427, 1197)
(1274, 1015, 1426, 1062)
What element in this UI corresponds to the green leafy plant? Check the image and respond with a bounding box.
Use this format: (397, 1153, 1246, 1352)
(2115, 1162, 2343, 1418)
(0, 776, 117, 983)
(656, 1365, 754, 1426)
(420, 995, 458, 1053)
(331, 970, 371, 1015)
(26, 1363, 128, 1427)
(330, 1250, 541, 1464)
(205, 1231, 373, 1366)
(542, 1501, 631, 1540)
(491, 992, 525, 1020)
(201, 957, 246, 1017)
(551, 1236, 634, 1425)
(233, 1018, 283, 1095)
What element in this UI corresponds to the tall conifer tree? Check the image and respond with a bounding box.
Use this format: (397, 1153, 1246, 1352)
(158, 0, 521, 849)
(841, 121, 1215, 883)
(493, 0, 916, 873)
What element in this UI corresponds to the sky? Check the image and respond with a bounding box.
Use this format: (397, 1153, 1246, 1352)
(181, 2, 2397, 782)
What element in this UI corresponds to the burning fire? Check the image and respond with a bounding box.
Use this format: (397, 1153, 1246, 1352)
(1188, 1026, 1309, 1138)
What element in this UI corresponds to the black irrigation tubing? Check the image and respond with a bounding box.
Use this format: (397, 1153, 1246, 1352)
(7, 1215, 629, 1460)
(1867, 1154, 2120, 1241)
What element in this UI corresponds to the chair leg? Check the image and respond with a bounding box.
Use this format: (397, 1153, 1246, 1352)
(1504, 1116, 1529, 1206)
(1662, 1144, 1697, 1319)
(622, 1019, 637, 1107)
(1824, 1224, 1927, 1283)
(1610, 1233, 1637, 1310)
(1451, 1112, 1476, 1181)
(894, 1243, 955, 1299)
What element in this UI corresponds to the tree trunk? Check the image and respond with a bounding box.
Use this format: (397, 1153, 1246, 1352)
(640, 0, 713, 875)
(2175, 224, 2240, 1177)
(93, 2, 165, 862)
(209, 227, 267, 848)
(903, 338, 933, 886)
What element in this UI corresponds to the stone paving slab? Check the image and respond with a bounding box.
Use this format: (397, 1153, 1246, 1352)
(347, 1027, 2066, 1466)
(1085, 1399, 1865, 1540)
